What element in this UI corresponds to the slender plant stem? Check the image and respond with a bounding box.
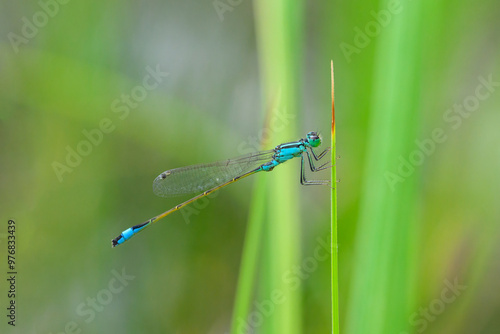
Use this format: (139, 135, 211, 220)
(331, 61, 340, 334)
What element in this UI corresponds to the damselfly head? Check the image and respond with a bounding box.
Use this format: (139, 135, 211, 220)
(306, 131, 321, 147)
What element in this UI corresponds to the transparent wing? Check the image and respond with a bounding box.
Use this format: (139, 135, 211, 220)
(152, 150, 275, 198)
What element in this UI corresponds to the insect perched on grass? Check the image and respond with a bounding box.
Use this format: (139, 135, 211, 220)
(112, 131, 331, 247)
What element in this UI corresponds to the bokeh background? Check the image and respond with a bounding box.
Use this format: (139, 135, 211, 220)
(1, 0, 499, 333)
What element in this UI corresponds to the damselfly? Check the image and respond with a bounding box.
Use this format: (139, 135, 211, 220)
(112, 131, 331, 247)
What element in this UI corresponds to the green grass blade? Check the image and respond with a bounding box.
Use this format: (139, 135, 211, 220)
(230, 174, 268, 334)
(254, 0, 302, 333)
(331, 62, 340, 334)
(345, 1, 424, 333)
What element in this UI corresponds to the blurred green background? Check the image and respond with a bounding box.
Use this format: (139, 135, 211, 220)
(1, 0, 499, 333)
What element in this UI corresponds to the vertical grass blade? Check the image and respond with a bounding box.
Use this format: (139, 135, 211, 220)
(330, 61, 340, 334)
(345, 1, 424, 333)
(231, 173, 268, 334)
(231, 1, 302, 333)
(254, 0, 302, 333)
